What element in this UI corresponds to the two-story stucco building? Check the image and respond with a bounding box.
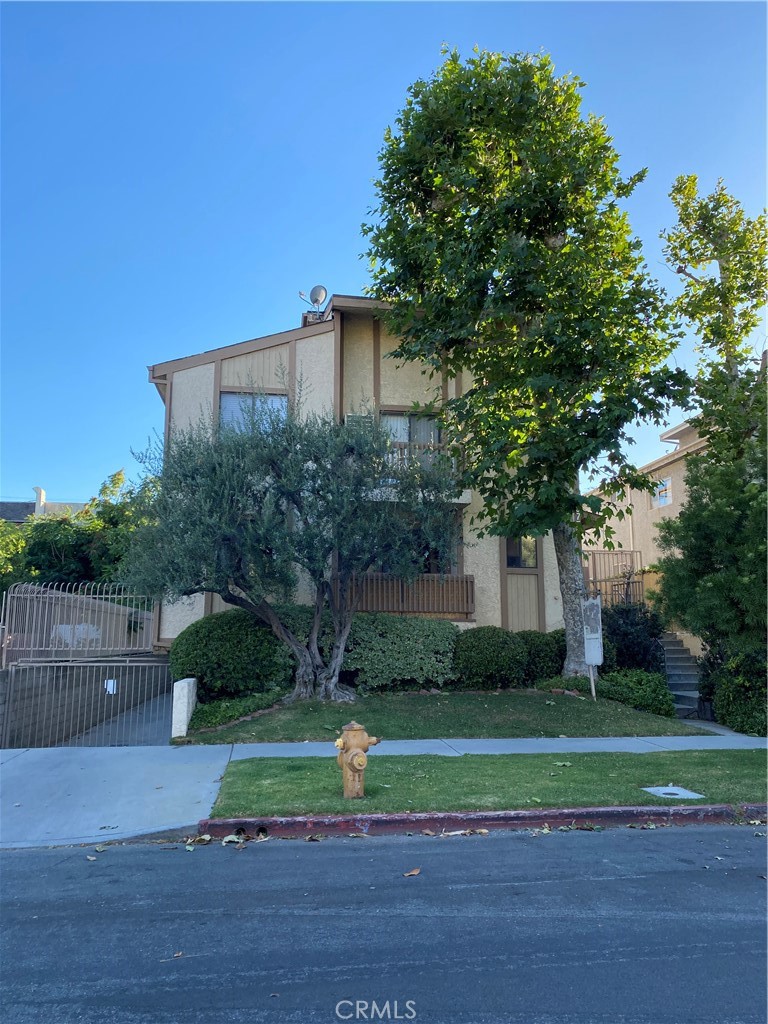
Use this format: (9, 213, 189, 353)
(148, 294, 565, 647)
(593, 421, 705, 568)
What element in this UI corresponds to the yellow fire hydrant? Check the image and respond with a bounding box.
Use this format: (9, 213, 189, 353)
(334, 721, 380, 799)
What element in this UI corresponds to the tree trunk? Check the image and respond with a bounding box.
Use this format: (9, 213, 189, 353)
(316, 590, 357, 702)
(285, 648, 320, 703)
(552, 520, 589, 678)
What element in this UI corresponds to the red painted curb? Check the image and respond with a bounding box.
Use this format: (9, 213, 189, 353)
(198, 803, 766, 839)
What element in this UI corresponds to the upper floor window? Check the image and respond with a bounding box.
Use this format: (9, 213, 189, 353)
(650, 478, 672, 509)
(220, 392, 287, 432)
(380, 413, 440, 447)
(506, 536, 537, 569)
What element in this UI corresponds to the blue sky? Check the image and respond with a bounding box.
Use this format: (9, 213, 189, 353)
(1, 1, 765, 503)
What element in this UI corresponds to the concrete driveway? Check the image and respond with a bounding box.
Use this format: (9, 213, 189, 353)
(0, 746, 231, 848)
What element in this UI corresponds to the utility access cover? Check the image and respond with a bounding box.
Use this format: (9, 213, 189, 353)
(642, 786, 705, 800)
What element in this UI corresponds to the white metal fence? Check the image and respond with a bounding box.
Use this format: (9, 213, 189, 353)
(0, 658, 172, 748)
(0, 582, 154, 667)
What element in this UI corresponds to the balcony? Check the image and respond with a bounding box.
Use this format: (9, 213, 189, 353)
(385, 441, 447, 469)
(333, 573, 475, 620)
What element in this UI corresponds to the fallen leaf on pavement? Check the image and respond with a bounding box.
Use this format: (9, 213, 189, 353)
(402, 868, 421, 877)
(540, 825, 552, 834)
(98, 825, 118, 830)
(94, 845, 107, 853)
(221, 834, 242, 845)
(440, 829, 468, 837)
(305, 834, 324, 842)
(348, 832, 371, 838)
(421, 829, 436, 836)
(86, 856, 97, 862)
(185, 844, 195, 852)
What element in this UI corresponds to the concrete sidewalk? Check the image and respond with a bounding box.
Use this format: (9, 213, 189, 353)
(2, 731, 765, 848)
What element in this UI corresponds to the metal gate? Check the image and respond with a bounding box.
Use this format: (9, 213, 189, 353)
(0, 581, 154, 667)
(0, 658, 172, 748)
(0, 583, 171, 748)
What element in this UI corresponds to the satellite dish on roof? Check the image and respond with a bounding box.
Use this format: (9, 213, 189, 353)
(309, 285, 327, 308)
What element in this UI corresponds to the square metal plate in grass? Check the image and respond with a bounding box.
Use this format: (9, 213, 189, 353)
(642, 785, 705, 800)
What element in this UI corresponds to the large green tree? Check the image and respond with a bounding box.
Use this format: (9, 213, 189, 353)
(121, 403, 460, 702)
(364, 49, 688, 675)
(1, 471, 145, 590)
(655, 177, 767, 653)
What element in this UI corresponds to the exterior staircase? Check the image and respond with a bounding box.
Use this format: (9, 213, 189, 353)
(660, 632, 701, 718)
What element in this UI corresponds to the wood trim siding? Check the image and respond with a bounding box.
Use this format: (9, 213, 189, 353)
(373, 317, 381, 409)
(148, 319, 334, 380)
(334, 312, 343, 420)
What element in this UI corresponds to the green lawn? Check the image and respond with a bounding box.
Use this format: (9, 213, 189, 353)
(186, 690, 709, 744)
(212, 749, 767, 818)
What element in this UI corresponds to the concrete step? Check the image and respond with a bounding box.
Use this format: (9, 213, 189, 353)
(675, 705, 701, 720)
(672, 692, 699, 707)
(666, 668, 700, 680)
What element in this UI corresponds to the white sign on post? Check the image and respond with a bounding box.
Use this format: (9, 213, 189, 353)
(581, 594, 603, 701)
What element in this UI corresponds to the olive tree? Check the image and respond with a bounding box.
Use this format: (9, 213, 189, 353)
(364, 48, 688, 675)
(122, 402, 460, 702)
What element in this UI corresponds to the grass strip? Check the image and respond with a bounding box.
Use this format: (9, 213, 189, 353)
(212, 748, 766, 819)
(187, 690, 709, 744)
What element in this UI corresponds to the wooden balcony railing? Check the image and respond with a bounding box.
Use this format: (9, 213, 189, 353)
(386, 442, 450, 469)
(333, 573, 475, 620)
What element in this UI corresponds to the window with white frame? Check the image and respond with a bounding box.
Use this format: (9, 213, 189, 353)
(650, 477, 672, 508)
(219, 392, 288, 431)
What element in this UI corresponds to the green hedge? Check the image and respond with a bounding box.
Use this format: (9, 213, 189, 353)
(171, 605, 458, 699)
(601, 604, 665, 674)
(598, 669, 675, 717)
(537, 669, 675, 718)
(515, 630, 564, 685)
(711, 643, 767, 736)
(170, 610, 293, 702)
(343, 614, 457, 691)
(452, 625, 527, 690)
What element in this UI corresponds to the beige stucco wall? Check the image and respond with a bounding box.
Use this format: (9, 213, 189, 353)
(296, 330, 335, 418)
(170, 363, 216, 432)
(159, 594, 205, 641)
(605, 449, 698, 566)
(461, 497, 502, 628)
(343, 313, 375, 413)
(380, 326, 438, 408)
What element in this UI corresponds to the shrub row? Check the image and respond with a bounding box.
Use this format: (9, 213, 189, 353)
(170, 601, 662, 704)
(536, 669, 675, 718)
(705, 641, 767, 736)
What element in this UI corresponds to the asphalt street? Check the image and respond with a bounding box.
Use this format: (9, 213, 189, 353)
(1, 824, 766, 1024)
